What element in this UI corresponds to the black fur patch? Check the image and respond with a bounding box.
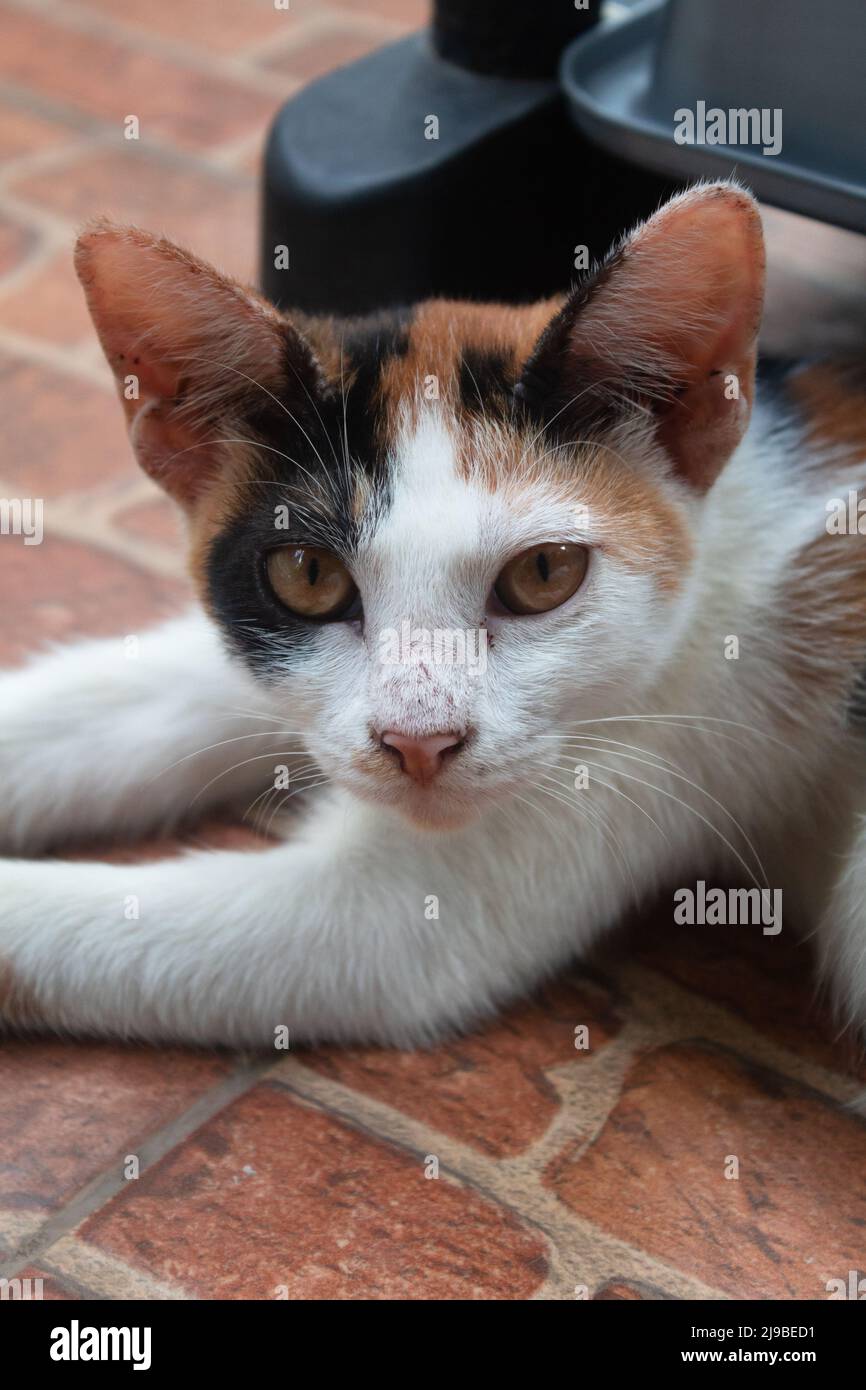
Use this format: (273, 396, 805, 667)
(204, 311, 413, 674)
(512, 243, 701, 443)
(205, 479, 345, 674)
(513, 254, 627, 436)
(458, 346, 514, 418)
(339, 307, 412, 486)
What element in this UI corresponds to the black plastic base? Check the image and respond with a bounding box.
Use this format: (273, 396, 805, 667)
(260, 33, 675, 316)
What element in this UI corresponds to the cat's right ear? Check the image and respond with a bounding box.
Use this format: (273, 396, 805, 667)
(517, 182, 765, 491)
(74, 222, 322, 508)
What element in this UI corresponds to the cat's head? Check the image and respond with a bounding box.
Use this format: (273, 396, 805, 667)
(75, 182, 764, 829)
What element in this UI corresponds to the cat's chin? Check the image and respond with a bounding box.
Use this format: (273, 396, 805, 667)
(350, 780, 485, 831)
(397, 800, 480, 832)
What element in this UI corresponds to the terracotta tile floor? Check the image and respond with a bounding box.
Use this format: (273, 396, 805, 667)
(1, 0, 866, 1301)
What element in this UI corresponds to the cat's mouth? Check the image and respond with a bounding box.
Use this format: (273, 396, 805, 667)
(360, 778, 484, 830)
(343, 741, 507, 830)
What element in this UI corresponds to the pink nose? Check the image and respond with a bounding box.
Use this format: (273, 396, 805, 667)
(380, 730, 464, 785)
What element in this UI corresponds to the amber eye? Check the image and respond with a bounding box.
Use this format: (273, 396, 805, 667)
(266, 545, 358, 620)
(494, 543, 589, 615)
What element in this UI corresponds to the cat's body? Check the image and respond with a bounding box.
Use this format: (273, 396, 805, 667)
(1, 183, 865, 1048)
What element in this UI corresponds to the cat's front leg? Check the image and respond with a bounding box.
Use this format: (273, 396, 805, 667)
(0, 793, 573, 1047)
(0, 611, 306, 855)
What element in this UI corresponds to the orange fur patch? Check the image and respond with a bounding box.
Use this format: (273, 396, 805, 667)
(779, 363, 866, 707)
(790, 362, 866, 458)
(779, 518, 866, 708)
(185, 447, 261, 601)
(380, 297, 560, 456)
(183, 297, 566, 591)
(185, 296, 694, 601)
(456, 416, 692, 591)
(578, 451, 691, 591)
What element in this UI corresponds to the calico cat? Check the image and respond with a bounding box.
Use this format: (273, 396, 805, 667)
(1, 181, 865, 1048)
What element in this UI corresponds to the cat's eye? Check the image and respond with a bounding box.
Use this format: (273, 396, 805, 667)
(266, 545, 359, 621)
(494, 543, 589, 615)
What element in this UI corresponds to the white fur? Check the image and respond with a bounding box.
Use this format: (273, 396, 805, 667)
(0, 397, 864, 1047)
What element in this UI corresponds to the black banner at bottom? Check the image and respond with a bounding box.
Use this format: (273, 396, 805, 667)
(4, 1295, 862, 1374)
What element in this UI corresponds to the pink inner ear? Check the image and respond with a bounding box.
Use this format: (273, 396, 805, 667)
(76, 224, 286, 413)
(131, 402, 221, 507)
(567, 184, 766, 489)
(76, 231, 191, 408)
(75, 223, 290, 506)
(571, 185, 765, 388)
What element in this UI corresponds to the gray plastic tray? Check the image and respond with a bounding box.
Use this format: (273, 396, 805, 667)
(561, 0, 866, 234)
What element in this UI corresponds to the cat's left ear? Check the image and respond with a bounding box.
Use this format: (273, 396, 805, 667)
(519, 182, 765, 490)
(75, 222, 323, 508)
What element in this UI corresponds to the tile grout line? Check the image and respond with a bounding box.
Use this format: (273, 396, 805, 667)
(240, 5, 409, 66)
(0, 325, 115, 385)
(2, 0, 306, 96)
(0, 1205, 183, 1300)
(621, 959, 866, 1105)
(514, 968, 866, 1183)
(266, 1058, 732, 1301)
(0, 128, 258, 197)
(0, 1054, 273, 1282)
(0, 78, 117, 140)
(41, 507, 189, 584)
(0, 105, 260, 205)
(0, 127, 117, 197)
(0, 217, 80, 298)
(23, 1249, 169, 1302)
(37, 1235, 192, 1301)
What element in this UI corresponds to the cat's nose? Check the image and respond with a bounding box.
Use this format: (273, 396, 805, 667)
(380, 730, 464, 784)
